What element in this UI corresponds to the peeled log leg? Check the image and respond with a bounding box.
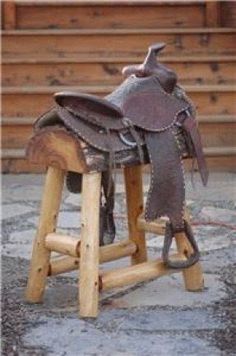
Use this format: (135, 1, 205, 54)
(175, 208, 204, 291)
(124, 166, 147, 264)
(79, 172, 101, 318)
(25, 166, 65, 302)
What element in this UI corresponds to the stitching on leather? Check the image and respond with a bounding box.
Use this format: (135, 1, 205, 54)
(145, 130, 186, 227)
(122, 88, 190, 132)
(57, 106, 133, 153)
(144, 135, 154, 221)
(175, 84, 197, 116)
(173, 129, 186, 229)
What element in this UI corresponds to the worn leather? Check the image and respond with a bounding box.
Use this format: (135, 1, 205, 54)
(36, 73, 204, 232)
(34, 43, 208, 265)
(162, 220, 200, 269)
(55, 92, 124, 131)
(121, 89, 188, 132)
(144, 130, 185, 229)
(55, 76, 188, 133)
(182, 116, 209, 186)
(56, 106, 143, 153)
(122, 43, 177, 93)
(106, 75, 187, 128)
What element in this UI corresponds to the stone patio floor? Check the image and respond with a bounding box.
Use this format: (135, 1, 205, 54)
(1, 172, 236, 355)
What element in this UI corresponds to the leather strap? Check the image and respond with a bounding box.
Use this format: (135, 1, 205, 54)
(182, 115, 209, 186)
(66, 171, 82, 193)
(100, 171, 116, 245)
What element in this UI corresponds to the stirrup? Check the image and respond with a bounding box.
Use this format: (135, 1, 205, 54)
(162, 220, 200, 269)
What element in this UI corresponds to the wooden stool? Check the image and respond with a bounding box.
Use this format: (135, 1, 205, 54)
(25, 127, 204, 318)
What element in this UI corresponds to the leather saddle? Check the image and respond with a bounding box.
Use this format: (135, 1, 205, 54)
(35, 43, 208, 268)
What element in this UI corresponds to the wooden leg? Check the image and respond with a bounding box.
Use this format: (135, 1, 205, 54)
(25, 166, 65, 302)
(175, 208, 204, 291)
(79, 172, 101, 318)
(124, 166, 147, 265)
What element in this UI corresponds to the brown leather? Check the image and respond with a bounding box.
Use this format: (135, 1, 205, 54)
(182, 115, 209, 186)
(56, 106, 144, 153)
(34, 108, 62, 130)
(122, 43, 177, 93)
(122, 89, 188, 131)
(144, 130, 185, 229)
(34, 43, 208, 267)
(55, 76, 187, 133)
(54, 92, 124, 131)
(162, 220, 200, 269)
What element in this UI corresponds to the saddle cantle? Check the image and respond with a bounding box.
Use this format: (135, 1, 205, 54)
(35, 43, 208, 268)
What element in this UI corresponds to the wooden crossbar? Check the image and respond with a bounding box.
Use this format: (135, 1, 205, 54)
(47, 236, 137, 275)
(46, 233, 80, 256)
(137, 215, 166, 235)
(100, 254, 186, 291)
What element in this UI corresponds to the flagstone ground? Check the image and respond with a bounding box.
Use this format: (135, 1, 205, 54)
(2, 172, 236, 355)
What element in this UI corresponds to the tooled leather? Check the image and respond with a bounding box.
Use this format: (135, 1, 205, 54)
(122, 90, 188, 132)
(106, 75, 188, 132)
(55, 76, 188, 133)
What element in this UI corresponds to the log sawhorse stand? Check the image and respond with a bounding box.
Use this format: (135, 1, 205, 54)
(25, 127, 204, 318)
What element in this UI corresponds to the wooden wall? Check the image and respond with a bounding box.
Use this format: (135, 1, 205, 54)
(2, 0, 236, 172)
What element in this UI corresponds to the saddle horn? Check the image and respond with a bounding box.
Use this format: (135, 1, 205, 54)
(142, 43, 166, 68)
(122, 42, 177, 93)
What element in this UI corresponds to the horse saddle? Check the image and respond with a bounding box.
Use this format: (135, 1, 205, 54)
(35, 43, 208, 268)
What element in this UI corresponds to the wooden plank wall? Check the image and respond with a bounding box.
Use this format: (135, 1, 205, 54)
(2, 0, 236, 30)
(1, 0, 236, 172)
